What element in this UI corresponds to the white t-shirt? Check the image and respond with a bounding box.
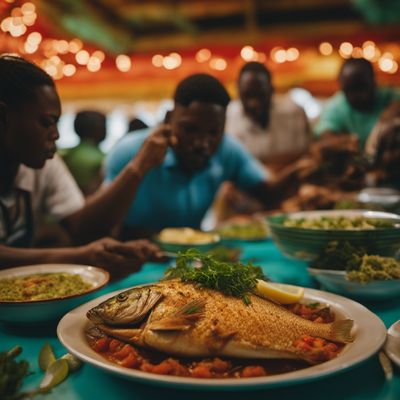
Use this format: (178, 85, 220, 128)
(225, 96, 310, 163)
(0, 154, 84, 246)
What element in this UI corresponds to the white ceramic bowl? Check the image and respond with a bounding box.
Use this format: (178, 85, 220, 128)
(307, 268, 400, 300)
(0, 264, 109, 324)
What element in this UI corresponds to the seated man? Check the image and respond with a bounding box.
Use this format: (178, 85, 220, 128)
(0, 55, 160, 273)
(226, 61, 310, 168)
(314, 57, 400, 149)
(105, 74, 308, 238)
(63, 110, 106, 195)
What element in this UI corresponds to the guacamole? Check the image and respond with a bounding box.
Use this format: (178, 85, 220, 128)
(0, 273, 92, 301)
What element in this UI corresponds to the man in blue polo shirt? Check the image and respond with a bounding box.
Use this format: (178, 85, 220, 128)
(105, 74, 304, 238)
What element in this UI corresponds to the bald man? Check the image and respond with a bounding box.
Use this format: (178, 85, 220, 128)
(314, 58, 400, 149)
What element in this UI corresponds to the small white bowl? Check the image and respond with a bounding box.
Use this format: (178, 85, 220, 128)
(384, 320, 400, 368)
(0, 264, 109, 324)
(307, 268, 400, 301)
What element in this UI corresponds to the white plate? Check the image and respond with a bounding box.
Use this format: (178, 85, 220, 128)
(57, 286, 386, 390)
(307, 268, 400, 301)
(0, 264, 109, 324)
(384, 320, 400, 368)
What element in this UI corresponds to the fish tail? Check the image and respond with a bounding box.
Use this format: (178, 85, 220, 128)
(330, 319, 354, 343)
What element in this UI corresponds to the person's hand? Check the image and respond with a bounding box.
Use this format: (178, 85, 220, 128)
(289, 156, 319, 180)
(132, 124, 175, 174)
(310, 134, 359, 158)
(77, 237, 163, 275)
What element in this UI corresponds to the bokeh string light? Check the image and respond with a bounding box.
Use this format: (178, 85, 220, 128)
(0, 2, 399, 80)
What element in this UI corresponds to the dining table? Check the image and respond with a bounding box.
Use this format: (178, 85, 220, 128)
(1, 239, 399, 400)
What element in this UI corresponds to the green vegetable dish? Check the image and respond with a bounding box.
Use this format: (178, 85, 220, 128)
(217, 220, 269, 240)
(311, 241, 400, 283)
(283, 216, 396, 230)
(0, 273, 92, 302)
(347, 255, 400, 283)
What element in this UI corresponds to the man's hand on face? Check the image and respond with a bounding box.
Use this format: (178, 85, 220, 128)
(133, 124, 177, 174)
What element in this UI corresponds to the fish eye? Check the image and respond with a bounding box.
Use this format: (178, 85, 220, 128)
(117, 293, 127, 302)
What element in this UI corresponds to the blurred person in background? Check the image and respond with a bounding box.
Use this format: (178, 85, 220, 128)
(0, 55, 161, 274)
(226, 62, 310, 169)
(365, 102, 400, 189)
(128, 117, 148, 133)
(221, 61, 310, 219)
(105, 73, 311, 239)
(314, 58, 400, 149)
(62, 110, 106, 196)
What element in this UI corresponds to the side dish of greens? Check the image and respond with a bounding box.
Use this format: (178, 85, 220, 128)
(284, 216, 396, 230)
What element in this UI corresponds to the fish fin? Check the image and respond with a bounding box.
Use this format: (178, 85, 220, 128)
(330, 319, 354, 343)
(148, 299, 206, 332)
(97, 324, 143, 345)
(206, 328, 238, 353)
(175, 299, 206, 316)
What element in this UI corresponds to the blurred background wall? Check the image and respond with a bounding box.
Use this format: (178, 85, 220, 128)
(1, 0, 399, 151)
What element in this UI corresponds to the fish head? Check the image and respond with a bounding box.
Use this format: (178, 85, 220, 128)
(87, 285, 163, 326)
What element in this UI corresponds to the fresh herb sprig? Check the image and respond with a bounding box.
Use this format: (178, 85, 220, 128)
(0, 346, 29, 400)
(164, 249, 266, 304)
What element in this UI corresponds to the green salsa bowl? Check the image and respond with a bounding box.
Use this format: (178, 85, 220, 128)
(266, 210, 400, 261)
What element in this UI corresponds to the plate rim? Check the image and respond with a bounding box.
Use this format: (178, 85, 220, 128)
(57, 285, 386, 390)
(0, 264, 110, 305)
(384, 320, 400, 368)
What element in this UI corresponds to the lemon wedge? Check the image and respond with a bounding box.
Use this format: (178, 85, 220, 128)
(254, 280, 304, 304)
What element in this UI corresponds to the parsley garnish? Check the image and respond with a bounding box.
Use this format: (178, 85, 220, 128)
(164, 249, 266, 304)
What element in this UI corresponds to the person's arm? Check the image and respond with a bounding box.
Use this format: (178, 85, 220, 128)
(245, 157, 317, 209)
(62, 125, 172, 244)
(225, 135, 316, 210)
(0, 238, 162, 272)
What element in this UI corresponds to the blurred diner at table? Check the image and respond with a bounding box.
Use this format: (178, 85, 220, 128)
(105, 73, 312, 239)
(314, 58, 400, 149)
(62, 110, 107, 196)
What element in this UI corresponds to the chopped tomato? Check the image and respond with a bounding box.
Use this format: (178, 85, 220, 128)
(120, 352, 141, 368)
(191, 364, 213, 378)
(93, 337, 110, 352)
(109, 339, 124, 352)
(113, 344, 136, 360)
(241, 366, 267, 378)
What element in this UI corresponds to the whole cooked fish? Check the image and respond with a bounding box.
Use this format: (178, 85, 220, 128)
(87, 280, 354, 363)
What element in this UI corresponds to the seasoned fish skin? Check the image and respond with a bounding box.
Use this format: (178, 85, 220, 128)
(141, 280, 353, 360)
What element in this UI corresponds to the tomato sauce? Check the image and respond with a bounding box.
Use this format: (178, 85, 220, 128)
(86, 302, 343, 379)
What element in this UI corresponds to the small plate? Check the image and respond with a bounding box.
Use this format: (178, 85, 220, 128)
(155, 228, 220, 253)
(307, 268, 400, 300)
(384, 320, 400, 368)
(0, 264, 109, 324)
(216, 219, 269, 242)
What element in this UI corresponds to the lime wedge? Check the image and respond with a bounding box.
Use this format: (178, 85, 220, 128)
(38, 343, 56, 372)
(40, 359, 69, 390)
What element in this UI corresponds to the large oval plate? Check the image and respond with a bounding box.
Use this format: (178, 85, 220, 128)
(57, 286, 386, 390)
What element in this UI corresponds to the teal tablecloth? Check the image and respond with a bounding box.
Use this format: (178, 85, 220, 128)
(1, 241, 399, 400)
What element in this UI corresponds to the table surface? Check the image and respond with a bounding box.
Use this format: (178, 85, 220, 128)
(1, 240, 399, 400)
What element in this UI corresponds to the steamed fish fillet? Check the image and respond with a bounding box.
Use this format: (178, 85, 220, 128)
(88, 280, 354, 362)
